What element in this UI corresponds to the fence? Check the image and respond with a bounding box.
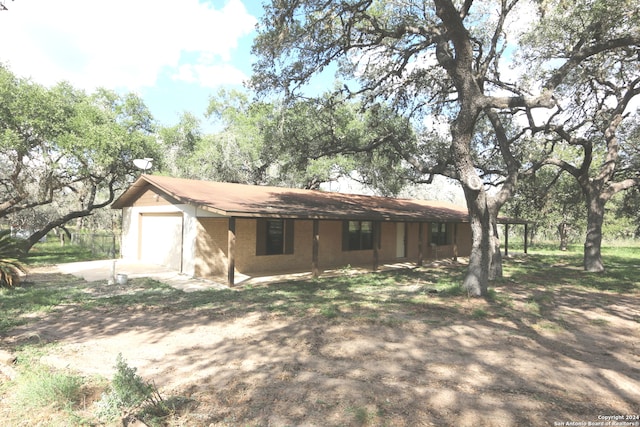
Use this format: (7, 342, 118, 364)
(69, 232, 119, 258)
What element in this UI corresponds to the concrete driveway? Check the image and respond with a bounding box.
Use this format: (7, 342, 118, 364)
(55, 259, 227, 292)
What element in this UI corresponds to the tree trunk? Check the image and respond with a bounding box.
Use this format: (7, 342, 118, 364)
(24, 211, 94, 252)
(584, 195, 606, 272)
(461, 187, 491, 296)
(558, 222, 569, 251)
(528, 224, 537, 246)
(489, 216, 503, 280)
(449, 104, 492, 296)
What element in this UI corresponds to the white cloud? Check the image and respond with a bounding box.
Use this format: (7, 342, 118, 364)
(0, 0, 257, 90)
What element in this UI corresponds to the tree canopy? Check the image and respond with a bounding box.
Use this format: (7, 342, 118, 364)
(516, 0, 640, 271)
(157, 88, 416, 194)
(2, 1, 638, 286)
(251, 0, 640, 295)
(0, 64, 159, 250)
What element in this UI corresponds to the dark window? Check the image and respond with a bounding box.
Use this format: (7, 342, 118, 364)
(431, 222, 448, 246)
(257, 219, 294, 255)
(266, 220, 284, 254)
(343, 220, 374, 251)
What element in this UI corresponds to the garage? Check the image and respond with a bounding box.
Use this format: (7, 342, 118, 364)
(138, 213, 183, 271)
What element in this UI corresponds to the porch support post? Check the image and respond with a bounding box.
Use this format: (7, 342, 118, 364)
(524, 223, 529, 254)
(227, 217, 236, 286)
(453, 223, 458, 262)
(417, 222, 423, 267)
(504, 223, 509, 257)
(312, 219, 320, 278)
(373, 221, 380, 271)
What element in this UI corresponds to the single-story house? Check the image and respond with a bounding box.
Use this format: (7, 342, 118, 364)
(112, 175, 477, 285)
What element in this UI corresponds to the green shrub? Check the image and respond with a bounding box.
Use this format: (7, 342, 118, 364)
(95, 354, 168, 423)
(0, 230, 27, 288)
(320, 303, 340, 318)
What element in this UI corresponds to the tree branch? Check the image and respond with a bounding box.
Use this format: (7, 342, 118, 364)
(545, 36, 640, 90)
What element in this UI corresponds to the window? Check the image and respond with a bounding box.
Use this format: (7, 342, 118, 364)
(342, 220, 374, 251)
(256, 219, 294, 255)
(431, 222, 448, 246)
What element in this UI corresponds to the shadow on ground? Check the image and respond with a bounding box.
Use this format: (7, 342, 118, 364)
(3, 262, 639, 427)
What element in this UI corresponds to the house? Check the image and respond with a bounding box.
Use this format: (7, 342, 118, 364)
(111, 175, 475, 286)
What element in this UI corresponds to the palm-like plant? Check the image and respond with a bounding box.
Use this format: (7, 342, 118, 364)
(0, 230, 27, 288)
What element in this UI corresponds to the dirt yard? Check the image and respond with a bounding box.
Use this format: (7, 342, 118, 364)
(3, 264, 640, 426)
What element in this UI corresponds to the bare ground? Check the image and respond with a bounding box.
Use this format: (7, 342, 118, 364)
(2, 266, 640, 426)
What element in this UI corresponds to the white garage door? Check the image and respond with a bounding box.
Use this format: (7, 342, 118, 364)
(139, 213, 183, 271)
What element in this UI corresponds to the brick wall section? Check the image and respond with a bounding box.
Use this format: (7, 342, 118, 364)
(423, 222, 472, 259)
(195, 218, 228, 278)
(237, 219, 313, 273)
(319, 220, 373, 268)
(193, 218, 473, 280)
(458, 223, 472, 254)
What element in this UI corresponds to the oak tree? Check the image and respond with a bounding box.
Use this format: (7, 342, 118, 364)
(0, 65, 159, 251)
(519, 0, 640, 271)
(251, 0, 559, 295)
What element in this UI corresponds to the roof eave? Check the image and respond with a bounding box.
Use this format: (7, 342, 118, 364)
(112, 175, 474, 223)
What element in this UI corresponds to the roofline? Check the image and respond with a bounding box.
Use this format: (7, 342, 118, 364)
(188, 203, 471, 222)
(112, 175, 482, 223)
(221, 211, 470, 222)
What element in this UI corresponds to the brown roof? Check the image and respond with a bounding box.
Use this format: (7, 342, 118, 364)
(111, 175, 471, 222)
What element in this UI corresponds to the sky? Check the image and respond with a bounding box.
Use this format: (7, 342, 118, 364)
(0, 0, 542, 130)
(0, 0, 264, 127)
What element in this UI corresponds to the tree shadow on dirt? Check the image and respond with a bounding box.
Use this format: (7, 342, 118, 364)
(3, 261, 639, 426)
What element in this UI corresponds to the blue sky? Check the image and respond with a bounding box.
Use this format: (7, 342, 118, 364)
(0, 0, 265, 128)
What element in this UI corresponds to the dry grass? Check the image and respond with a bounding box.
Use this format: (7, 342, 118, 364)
(0, 244, 638, 426)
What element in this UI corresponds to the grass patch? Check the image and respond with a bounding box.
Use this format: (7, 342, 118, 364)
(14, 364, 84, 409)
(504, 243, 640, 293)
(0, 276, 186, 334)
(23, 241, 108, 266)
(319, 303, 340, 318)
(472, 308, 488, 319)
(0, 241, 638, 426)
(3, 351, 185, 426)
(3, 242, 637, 334)
(485, 289, 514, 308)
(588, 317, 610, 327)
(347, 405, 376, 425)
(534, 320, 565, 332)
(0, 276, 91, 333)
(524, 299, 542, 316)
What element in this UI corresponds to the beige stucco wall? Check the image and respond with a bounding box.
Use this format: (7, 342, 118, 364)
(121, 189, 221, 277)
(193, 218, 473, 281)
(120, 199, 185, 265)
